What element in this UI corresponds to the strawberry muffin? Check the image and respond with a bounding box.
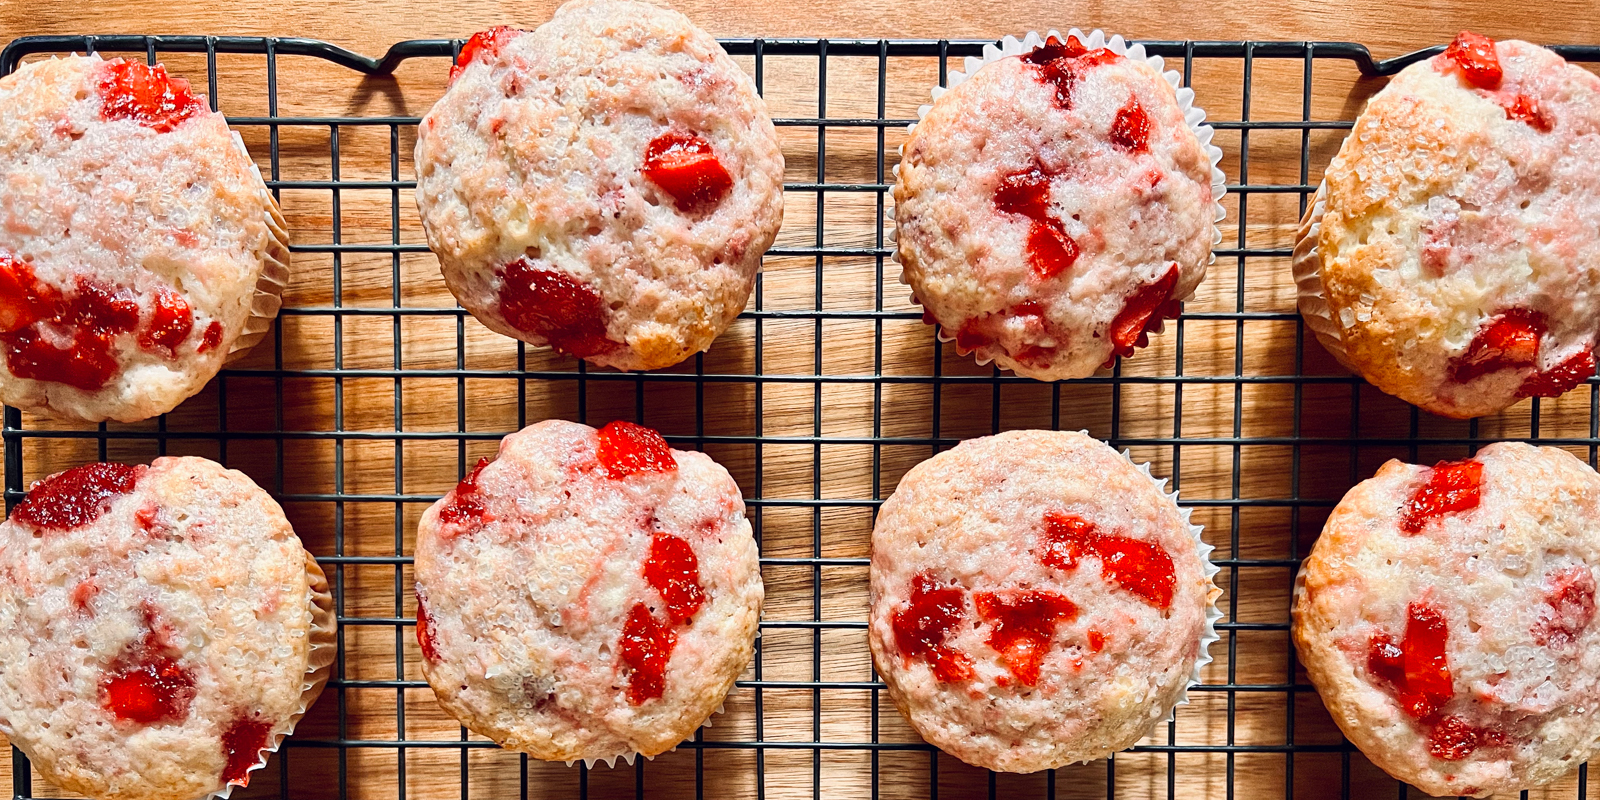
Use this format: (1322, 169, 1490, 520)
(1296, 32, 1600, 419)
(414, 0, 784, 372)
(0, 54, 289, 423)
(894, 32, 1221, 381)
(0, 457, 335, 800)
(868, 430, 1219, 772)
(413, 419, 762, 764)
(1294, 443, 1600, 796)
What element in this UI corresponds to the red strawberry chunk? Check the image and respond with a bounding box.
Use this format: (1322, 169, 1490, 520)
(1109, 99, 1151, 152)
(1519, 347, 1594, 398)
(1399, 458, 1483, 535)
(1107, 265, 1180, 361)
(98, 60, 204, 132)
(450, 26, 528, 82)
(1440, 31, 1503, 90)
(973, 589, 1077, 686)
(618, 602, 676, 704)
(643, 132, 733, 212)
(1448, 309, 1544, 384)
(496, 258, 618, 358)
(891, 572, 974, 683)
(596, 420, 677, 478)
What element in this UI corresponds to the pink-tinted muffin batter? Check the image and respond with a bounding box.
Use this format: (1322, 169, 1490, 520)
(895, 34, 1217, 381)
(1295, 443, 1600, 796)
(0, 457, 334, 800)
(414, 0, 784, 372)
(0, 55, 287, 422)
(868, 430, 1218, 772)
(413, 419, 762, 764)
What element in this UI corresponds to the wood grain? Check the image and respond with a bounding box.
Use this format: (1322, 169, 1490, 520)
(3, 3, 1599, 799)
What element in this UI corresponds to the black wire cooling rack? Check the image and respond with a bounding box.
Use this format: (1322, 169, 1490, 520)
(5, 31, 1600, 800)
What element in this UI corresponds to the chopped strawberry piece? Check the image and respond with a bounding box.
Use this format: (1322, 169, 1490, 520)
(994, 167, 1079, 280)
(1533, 566, 1597, 649)
(450, 26, 528, 82)
(496, 257, 618, 358)
(1037, 512, 1176, 608)
(197, 320, 224, 353)
(973, 589, 1078, 686)
(891, 572, 974, 682)
(1, 274, 141, 391)
(437, 457, 492, 536)
(137, 288, 194, 353)
(596, 420, 677, 478)
(643, 532, 705, 624)
(221, 716, 273, 786)
(100, 630, 195, 725)
(643, 132, 734, 212)
(1428, 715, 1505, 761)
(1366, 602, 1454, 720)
(1109, 99, 1151, 152)
(1502, 94, 1552, 132)
(0, 254, 48, 333)
(1087, 628, 1106, 653)
(1447, 309, 1543, 384)
(1519, 347, 1594, 398)
(618, 602, 676, 704)
(98, 60, 204, 132)
(1021, 37, 1121, 110)
(1440, 31, 1503, 90)
(415, 588, 442, 662)
(954, 323, 993, 352)
(993, 168, 1052, 219)
(1399, 458, 1483, 535)
(1107, 265, 1180, 362)
(12, 462, 143, 531)
(1027, 221, 1079, 280)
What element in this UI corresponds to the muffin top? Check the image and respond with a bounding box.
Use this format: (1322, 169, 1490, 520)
(868, 430, 1217, 772)
(894, 33, 1218, 381)
(0, 457, 326, 800)
(1314, 33, 1600, 419)
(1294, 442, 1600, 797)
(414, 0, 785, 372)
(0, 54, 280, 423)
(413, 419, 762, 763)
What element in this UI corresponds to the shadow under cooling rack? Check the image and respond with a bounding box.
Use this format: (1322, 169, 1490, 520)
(4, 31, 1600, 800)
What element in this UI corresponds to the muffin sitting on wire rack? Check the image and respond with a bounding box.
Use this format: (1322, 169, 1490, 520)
(1296, 32, 1600, 418)
(413, 419, 762, 766)
(1295, 442, 1600, 797)
(868, 430, 1220, 772)
(893, 29, 1225, 381)
(0, 54, 289, 423)
(0, 457, 335, 800)
(414, 0, 785, 372)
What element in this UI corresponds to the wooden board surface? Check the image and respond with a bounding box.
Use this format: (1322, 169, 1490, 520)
(4, 3, 1600, 799)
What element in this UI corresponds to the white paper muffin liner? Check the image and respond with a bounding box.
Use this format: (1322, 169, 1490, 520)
(887, 29, 1228, 370)
(225, 130, 290, 366)
(202, 551, 336, 800)
(1291, 182, 1358, 371)
(1116, 441, 1223, 728)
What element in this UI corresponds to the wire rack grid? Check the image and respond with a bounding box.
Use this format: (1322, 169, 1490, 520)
(4, 31, 1600, 800)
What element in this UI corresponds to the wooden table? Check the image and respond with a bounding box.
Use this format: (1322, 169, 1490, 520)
(3, 3, 1598, 799)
